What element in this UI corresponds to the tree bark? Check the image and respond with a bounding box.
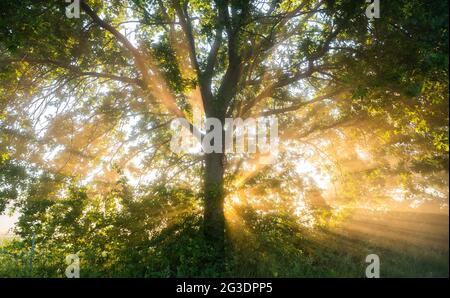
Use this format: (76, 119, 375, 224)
(203, 151, 226, 272)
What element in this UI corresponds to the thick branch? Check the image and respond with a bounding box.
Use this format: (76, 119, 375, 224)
(172, 0, 216, 117)
(173, 0, 200, 74)
(213, 0, 245, 118)
(80, 0, 150, 82)
(1, 57, 144, 87)
(241, 62, 319, 115)
(204, 28, 223, 79)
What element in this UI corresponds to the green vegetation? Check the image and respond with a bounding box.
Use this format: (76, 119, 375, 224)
(0, 0, 448, 277)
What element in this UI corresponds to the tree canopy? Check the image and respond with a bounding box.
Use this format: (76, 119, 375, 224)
(0, 0, 448, 277)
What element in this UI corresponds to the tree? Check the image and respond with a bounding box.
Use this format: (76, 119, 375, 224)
(0, 0, 448, 274)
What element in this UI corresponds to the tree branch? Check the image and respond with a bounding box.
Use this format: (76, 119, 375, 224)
(255, 89, 348, 117)
(80, 0, 150, 82)
(1, 57, 144, 87)
(173, 0, 200, 74)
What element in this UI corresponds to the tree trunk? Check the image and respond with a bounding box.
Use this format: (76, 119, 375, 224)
(203, 151, 225, 272)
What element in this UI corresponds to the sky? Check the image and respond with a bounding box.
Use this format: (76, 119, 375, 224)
(0, 212, 18, 237)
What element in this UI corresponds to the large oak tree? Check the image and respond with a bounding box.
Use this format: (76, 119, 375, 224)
(0, 0, 448, 273)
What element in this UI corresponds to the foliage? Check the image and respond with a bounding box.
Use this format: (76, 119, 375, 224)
(0, 0, 448, 277)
